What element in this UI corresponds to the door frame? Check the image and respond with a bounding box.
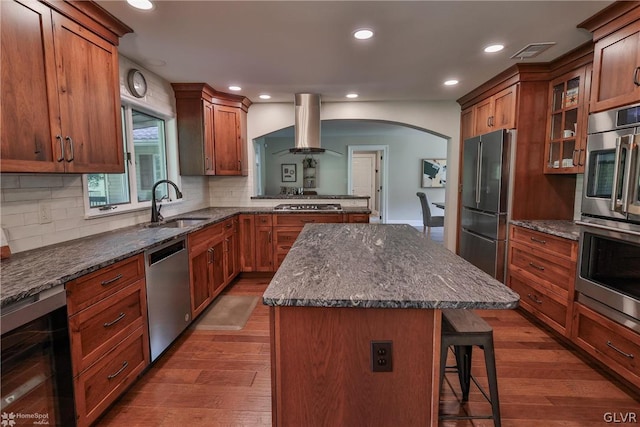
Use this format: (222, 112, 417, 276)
(347, 145, 389, 223)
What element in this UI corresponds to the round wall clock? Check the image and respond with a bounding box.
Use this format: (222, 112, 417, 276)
(127, 69, 147, 98)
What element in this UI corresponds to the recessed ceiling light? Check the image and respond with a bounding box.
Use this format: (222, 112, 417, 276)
(127, 0, 153, 10)
(259, 94, 271, 100)
(444, 80, 459, 86)
(484, 44, 504, 53)
(346, 93, 359, 99)
(228, 85, 242, 91)
(353, 29, 374, 40)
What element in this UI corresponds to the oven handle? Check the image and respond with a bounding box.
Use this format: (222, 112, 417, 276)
(610, 137, 623, 212)
(576, 220, 640, 237)
(0, 286, 66, 334)
(620, 136, 634, 214)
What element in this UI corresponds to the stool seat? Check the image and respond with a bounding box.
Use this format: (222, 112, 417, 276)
(439, 309, 501, 427)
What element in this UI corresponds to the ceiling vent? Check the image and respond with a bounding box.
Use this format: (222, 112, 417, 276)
(510, 42, 556, 60)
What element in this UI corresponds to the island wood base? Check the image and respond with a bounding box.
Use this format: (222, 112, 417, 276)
(269, 306, 442, 426)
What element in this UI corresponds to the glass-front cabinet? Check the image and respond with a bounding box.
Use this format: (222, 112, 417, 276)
(544, 65, 590, 174)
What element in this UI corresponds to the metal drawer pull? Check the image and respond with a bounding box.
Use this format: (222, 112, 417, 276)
(107, 360, 129, 380)
(65, 136, 74, 162)
(634, 67, 640, 87)
(606, 341, 634, 359)
(530, 237, 546, 244)
(527, 293, 543, 305)
(268, 231, 272, 243)
(101, 274, 123, 286)
(301, 219, 316, 223)
(528, 262, 545, 271)
(103, 312, 126, 328)
(56, 135, 64, 162)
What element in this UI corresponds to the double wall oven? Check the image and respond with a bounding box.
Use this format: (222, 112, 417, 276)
(577, 103, 640, 333)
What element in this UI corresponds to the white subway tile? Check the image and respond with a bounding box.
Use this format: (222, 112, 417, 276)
(0, 201, 39, 215)
(63, 175, 83, 187)
(23, 212, 39, 225)
(41, 229, 80, 247)
(8, 223, 55, 240)
(20, 175, 64, 188)
(10, 236, 43, 253)
(51, 208, 67, 221)
(51, 186, 83, 199)
(3, 188, 52, 202)
(0, 213, 25, 228)
(1, 175, 20, 189)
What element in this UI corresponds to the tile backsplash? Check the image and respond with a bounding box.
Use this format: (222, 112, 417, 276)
(0, 174, 208, 253)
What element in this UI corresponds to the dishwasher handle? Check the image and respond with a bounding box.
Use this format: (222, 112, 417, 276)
(147, 239, 186, 266)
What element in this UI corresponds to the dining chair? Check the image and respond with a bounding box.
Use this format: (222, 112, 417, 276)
(416, 192, 444, 236)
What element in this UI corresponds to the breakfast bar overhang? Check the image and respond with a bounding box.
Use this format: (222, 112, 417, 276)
(263, 224, 520, 427)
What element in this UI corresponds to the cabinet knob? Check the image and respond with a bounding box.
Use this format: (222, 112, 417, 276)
(634, 67, 640, 87)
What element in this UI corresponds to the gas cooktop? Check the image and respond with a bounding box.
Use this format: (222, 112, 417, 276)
(273, 203, 342, 211)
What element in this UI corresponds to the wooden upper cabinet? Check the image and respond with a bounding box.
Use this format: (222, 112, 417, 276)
(466, 85, 517, 137)
(579, 3, 640, 112)
(172, 83, 251, 176)
(0, 0, 131, 174)
(213, 105, 243, 175)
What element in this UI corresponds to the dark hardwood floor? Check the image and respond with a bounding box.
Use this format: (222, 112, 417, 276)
(96, 276, 639, 427)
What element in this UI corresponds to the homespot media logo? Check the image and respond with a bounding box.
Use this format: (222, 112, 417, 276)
(604, 412, 638, 423)
(1, 412, 50, 426)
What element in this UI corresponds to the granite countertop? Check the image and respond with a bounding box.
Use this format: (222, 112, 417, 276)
(1, 206, 370, 309)
(263, 223, 520, 310)
(252, 195, 370, 200)
(510, 219, 580, 241)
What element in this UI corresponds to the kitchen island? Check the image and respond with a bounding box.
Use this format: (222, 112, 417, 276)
(263, 223, 519, 427)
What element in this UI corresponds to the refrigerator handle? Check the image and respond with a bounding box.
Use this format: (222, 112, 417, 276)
(475, 140, 483, 205)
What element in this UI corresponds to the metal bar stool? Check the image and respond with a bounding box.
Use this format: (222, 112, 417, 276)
(439, 309, 501, 427)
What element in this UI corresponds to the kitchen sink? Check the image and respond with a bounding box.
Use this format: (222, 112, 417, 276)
(146, 217, 209, 228)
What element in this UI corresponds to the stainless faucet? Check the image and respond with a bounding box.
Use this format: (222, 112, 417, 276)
(150, 179, 183, 223)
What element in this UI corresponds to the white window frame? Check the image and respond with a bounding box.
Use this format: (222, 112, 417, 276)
(82, 102, 181, 218)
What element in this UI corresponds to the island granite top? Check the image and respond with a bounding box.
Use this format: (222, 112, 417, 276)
(510, 220, 580, 241)
(263, 223, 520, 310)
(1, 206, 370, 309)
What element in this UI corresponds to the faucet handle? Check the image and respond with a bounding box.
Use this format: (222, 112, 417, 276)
(157, 204, 164, 221)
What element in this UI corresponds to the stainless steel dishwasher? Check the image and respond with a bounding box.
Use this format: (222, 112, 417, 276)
(145, 238, 191, 361)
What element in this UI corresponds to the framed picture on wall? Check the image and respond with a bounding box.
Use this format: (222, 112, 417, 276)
(281, 164, 297, 182)
(422, 159, 446, 188)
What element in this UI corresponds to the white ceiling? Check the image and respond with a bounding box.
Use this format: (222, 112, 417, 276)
(97, 1, 611, 104)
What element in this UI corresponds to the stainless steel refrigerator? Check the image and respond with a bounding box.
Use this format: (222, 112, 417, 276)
(459, 129, 513, 282)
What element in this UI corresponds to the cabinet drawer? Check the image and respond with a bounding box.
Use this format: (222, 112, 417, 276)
(255, 214, 273, 226)
(74, 329, 148, 427)
(573, 303, 640, 388)
(222, 217, 236, 234)
(273, 213, 343, 226)
(66, 255, 144, 315)
(348, 213, 370, 223)
(273, 228, 302, 252)
(509, 273, 568, 332)
(69, 280, 146, 375)
(189, 221, 224, 250)
(510, 226, 577, 260)
(509, 243, 574, 295)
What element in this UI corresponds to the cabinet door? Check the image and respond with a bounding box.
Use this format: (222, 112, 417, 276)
(255, 225, 274, 272)
(223, 233, 238, 284)
(52, 12, 124, 173)
(211, 240, 225, 295)
(213, 105, 242, 175)
(591, 20, 640, 112)
(474, 97, 493, 135)
(1, 0, 64, 173)
(189, 248, 212, 318)
(203, 100, 216, 175)
(493, 86, 517, 130)
(238, 214, 255, 272)
(460, 107, 475, 140)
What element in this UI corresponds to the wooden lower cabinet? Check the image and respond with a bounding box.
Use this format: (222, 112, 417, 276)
(188, 218, 239, 319)
(572, 303, 640, 389)
(347, 213, 370, 223)
(507, 225, 577, 337)
(66, 254, 149, 427)
(238, 214, 256, 271)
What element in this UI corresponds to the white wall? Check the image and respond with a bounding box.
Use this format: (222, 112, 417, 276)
(210, 101, 461, 250)
(0, 56, 210, 253)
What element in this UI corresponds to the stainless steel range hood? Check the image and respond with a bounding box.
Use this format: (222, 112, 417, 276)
(290, 93, 324, 154)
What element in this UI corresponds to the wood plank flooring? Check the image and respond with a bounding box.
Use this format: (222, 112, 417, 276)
(96, 276, 639, 427)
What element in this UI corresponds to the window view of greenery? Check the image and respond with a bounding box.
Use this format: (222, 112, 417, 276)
(88, 108, 168, 209)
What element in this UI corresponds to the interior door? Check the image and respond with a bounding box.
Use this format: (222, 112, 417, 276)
(352, 152, 378, 216)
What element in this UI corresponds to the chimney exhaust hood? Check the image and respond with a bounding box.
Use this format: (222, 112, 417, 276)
(290, 93, 325, 154)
